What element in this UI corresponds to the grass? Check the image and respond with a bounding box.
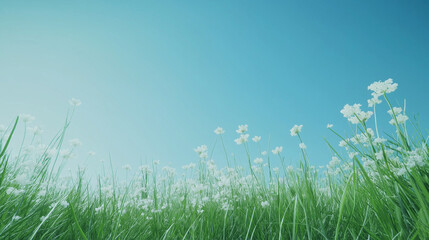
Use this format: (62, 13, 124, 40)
(0, 79, 428, 239)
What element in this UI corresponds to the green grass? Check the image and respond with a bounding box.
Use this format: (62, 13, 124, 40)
(0, 79, 428, 239)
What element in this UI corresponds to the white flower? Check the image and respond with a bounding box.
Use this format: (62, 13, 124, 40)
(290, 125, 303, 136)
(95, 204, 104, 213)
(60, 200, 69, 208)
(28, 126, 43, 136)
(273, 167, 279, 174)
(69, 98, 82, 107)
(234, 134, 249, 145)
(396, 168, 407, 176)
(20, 114, 35, 123)
(14, 174, 29, 185)
(272, 146, 283, 154)
(368, 78, 398, 97)
(261, 201, 269, 208)
(12, 215, 21, 221)
(122, 164, 132, 171)
(340, 104, 373, 124)
(327, 124, 333, 129)
(69, 138, 82, 147)
(194, 145, 208, 154)
(40, 216, 47, 222)
(253, 158, 263, 164)
(389, 114, 409, 125)
(153, 160, 160, 165)
(252, 136, 261, 143)
(387, 107, 402, 116)
(261, 151, 267, 156)
(299, 143, 307, 149)
(236, 124, 248, 134)
(368, 95, 382, 107)
(214, 127, 225, 135)
(60, 149, 74, 159)
(194, 145, 208, 158)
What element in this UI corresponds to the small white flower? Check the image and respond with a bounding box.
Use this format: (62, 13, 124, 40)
(95, 204, 104, 213)
(153, 160, 160, 165)
(60, 200, 69, 208)
(69, 138, 82, 147)
(290, 125, 303, 136)
(272, 146, 283, 154)
(252, 136, 261, 143)
(327, 124, 333, 129)
(253, 158, 263, 164)
(28, 126, 43, 136)
(261, 151, 267, 156)
(20, 114, 35, 123)
(261, 201, 269, 208)
(122, 164, 132, 171)
(299, 143, 306, 149)
(12, 215, 21, 221)
(273, 167, 279, 174)
(234, 134, 249, 145)
(368, 78, 398, 97)
(40, 216, 47, 222)
(69, 98, 82, 107)
(236, 124, 248, 134)
(214, 127, 225, 135)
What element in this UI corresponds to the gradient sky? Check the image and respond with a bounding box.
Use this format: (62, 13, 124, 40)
(1, 1, 428, 177)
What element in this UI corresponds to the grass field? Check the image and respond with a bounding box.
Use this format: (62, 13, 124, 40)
(1, 79, 428, 239)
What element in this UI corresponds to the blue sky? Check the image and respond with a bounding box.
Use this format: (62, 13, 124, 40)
(0, 1, 428, 176)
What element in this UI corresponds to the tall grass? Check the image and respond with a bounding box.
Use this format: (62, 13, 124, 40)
(0, 79, 428, 239)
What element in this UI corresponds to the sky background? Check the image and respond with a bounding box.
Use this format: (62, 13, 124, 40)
(0, 1, 428, 178)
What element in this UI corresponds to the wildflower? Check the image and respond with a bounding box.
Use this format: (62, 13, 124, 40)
(28, 126, 43, 136)
(299, 143, 307, 149)
(20, 114, 35, 123)
(272, 146, 283, 154)
(290, 125, 303, 136)
(60, 149, 74, 159)
(95, 204, 104, 213)
(214, 127, 225, 135)
(153, 160, 160, 165)
(69, 138, 82, 147)
(389, 114, 409, 125)
(340, 104, 373, 124)
(395, 168, 407, 176)
(387, 107, 402, 116)
(368, 95, 382, 107)
(234, 134, 249, 145)
(273, 167, 279, 174)
(261, 151, 267, 156)
(69, 98, 82, 107)
(252, 136, 261, 143)
(14, 174, 29, 185)
(12, 215, 21, 221)
(261, 201, 269, 208)
(194, 145, 208, 154)
(368, 78, 398, 97)
(40, 216, 47, 222)
(236, 124, 248, 134)
(60, 200, 69, 208)
(375, 151, 384, 160)
(122, 164, 132, 171)
(349, 152, 358, 159)
(253, 158, 263, 164)
(327, 124, 333, 129)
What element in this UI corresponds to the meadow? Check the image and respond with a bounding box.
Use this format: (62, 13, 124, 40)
(0, 79, 428, 239)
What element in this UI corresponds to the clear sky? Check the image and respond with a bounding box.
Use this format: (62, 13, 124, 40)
(1, 1, 428, 177)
